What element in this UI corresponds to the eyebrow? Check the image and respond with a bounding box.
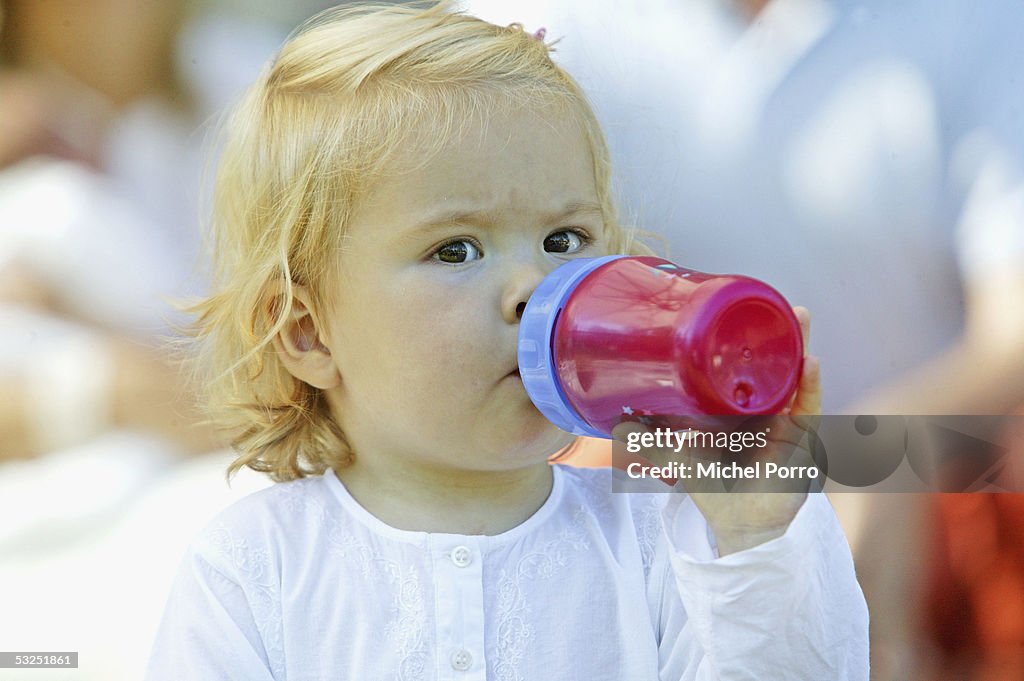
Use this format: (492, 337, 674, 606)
(408, 201, 604, 235)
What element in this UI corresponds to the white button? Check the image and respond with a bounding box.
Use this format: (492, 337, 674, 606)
(451, 545, 472, 567)
(450, 649, 473, 671)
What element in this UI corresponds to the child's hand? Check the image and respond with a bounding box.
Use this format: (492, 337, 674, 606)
(613, 307, 822, 556)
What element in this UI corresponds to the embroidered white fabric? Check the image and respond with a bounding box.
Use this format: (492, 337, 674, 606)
(145, 465, 867, 680)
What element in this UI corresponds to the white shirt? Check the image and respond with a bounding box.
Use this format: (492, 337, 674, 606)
(146, 465, 867, 680)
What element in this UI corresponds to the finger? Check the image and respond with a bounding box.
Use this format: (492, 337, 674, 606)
(610, 420, 672, 466)
(782, 306, 809, 412)
(763, 419, 813, 448)
(790, 355, 822, 418)
(792, 306, 811, 357)
(610, 420, 690, 488)
(611, 419, 648, 442)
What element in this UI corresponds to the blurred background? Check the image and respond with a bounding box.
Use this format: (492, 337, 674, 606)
(1, 1, 1022, 679)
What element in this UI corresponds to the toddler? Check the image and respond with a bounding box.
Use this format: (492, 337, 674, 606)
(146, 3, 868, 679)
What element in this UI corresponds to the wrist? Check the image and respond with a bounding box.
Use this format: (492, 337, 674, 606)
(706, 493, 807, 556)
(712, 523, 790, 556)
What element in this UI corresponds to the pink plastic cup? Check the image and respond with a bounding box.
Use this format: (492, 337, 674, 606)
(518, 255, 804, 437)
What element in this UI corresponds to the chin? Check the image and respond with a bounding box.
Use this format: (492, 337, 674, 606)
(473, 405, 571, 462)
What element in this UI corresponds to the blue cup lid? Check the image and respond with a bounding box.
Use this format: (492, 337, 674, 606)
(517, 255, 626, 438)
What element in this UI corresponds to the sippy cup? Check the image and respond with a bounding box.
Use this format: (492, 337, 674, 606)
(517, 255, 804, 438)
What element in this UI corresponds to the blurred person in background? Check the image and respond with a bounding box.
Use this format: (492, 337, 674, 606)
(466, 0, 1024, 679)
(0, 0, 216, 460)
(0, 0, 340, 464)
(0, 2, 295, 678)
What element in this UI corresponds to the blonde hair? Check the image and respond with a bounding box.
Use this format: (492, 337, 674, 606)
(188, 1, 651, 481)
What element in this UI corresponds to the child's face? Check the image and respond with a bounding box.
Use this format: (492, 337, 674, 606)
(320, 104, 608, 472)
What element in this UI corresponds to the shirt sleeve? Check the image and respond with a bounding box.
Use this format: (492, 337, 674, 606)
(654, 493, 869, 681)
(144, 545, 277, 681)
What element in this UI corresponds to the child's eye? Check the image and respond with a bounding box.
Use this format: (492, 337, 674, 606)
(544, 229, 588, 254)
(432, 239, 482, 264)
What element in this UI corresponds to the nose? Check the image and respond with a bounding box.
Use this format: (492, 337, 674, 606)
(501, 258, 548, 325)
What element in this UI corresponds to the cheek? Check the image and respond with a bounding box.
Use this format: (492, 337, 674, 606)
(400, 294, 491, 381)
(337, 282, 490, 393)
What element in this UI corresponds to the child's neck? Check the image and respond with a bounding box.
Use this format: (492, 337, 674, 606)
(333, 459, 555, 536)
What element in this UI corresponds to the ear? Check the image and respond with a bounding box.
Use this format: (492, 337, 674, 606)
(272, 285, 341, 390)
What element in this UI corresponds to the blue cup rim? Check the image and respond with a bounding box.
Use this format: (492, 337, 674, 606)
(517, 255, 626, 439)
